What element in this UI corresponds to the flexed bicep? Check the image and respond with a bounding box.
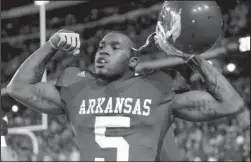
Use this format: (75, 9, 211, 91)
(171, 90, 236, 122)
(8, 82, 65, 115)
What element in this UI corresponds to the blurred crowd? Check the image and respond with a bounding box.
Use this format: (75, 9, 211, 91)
(2, 0, 250, 161)
(173, 76, 250, 161)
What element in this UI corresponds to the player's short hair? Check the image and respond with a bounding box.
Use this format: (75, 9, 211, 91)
(105, 30, 137, 57)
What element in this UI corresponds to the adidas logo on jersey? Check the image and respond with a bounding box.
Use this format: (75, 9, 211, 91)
(77, 71, 86, 77)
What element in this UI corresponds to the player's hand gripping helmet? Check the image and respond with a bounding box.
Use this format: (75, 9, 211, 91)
(155, 1, 223, 55)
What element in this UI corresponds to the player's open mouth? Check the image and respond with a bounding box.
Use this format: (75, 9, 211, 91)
(96, 57, 107, 64)
(96, 58, 108, 68)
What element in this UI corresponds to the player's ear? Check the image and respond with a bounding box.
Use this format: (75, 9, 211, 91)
(129, 57, 139, 68)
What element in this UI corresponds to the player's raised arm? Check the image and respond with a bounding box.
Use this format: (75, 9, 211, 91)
(7, 29, 80, 115)
(170, 55, 244, 122)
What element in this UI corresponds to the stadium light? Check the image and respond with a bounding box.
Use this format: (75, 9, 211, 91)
(226, 63, 236, 72)
(239, 36, 250, 52)
(34, 1, 49, 6)
(194, 157, 201, 161)
(208, 157, 217, 161)
(12, 105, 19, 112)
(236, 135, 244, 145)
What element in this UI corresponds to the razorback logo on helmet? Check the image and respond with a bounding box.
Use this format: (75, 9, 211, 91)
(160, 2, 182, 43)
(169, 8, 182, 42)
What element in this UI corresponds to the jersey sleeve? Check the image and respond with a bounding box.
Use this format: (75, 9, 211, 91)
(154, 68, 190, 94)
(158, 126, 183, 161)
(55, 67, 82, 113)
(55, 67, 81, 88)
(55, 67, 94, 116)
(168, 69, 191, 94)
(146, 68, 190, 104)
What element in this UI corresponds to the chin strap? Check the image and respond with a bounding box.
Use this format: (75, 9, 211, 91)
(131, 32, 156, 52)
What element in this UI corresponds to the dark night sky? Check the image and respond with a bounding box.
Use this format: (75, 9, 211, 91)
(1, 0, 34, 10)
(1, 0, 245, 11)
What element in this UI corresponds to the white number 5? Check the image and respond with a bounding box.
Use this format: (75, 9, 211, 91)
(94, 116, 130, 161)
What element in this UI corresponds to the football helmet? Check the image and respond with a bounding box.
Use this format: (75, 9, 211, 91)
(156, 1, 223, 55)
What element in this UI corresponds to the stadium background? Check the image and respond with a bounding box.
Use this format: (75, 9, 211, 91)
(1, 0, 250, 161)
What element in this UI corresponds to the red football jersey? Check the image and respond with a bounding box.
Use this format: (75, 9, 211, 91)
(56, 67, 189, 161)
(158, 124, 184, 161)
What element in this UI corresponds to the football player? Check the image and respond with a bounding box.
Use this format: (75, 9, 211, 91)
(7, 30, 243, 161)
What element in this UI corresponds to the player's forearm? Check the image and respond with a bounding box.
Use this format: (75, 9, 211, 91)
(185, 55, 244, 112)
(8, 42, 57, 88)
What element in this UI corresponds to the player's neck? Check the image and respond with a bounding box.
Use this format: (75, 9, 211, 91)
(97, 70, 135, 84)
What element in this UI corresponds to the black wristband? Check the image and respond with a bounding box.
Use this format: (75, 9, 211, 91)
(185, 55, 207, 82)
(185, 55, 201, 72)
